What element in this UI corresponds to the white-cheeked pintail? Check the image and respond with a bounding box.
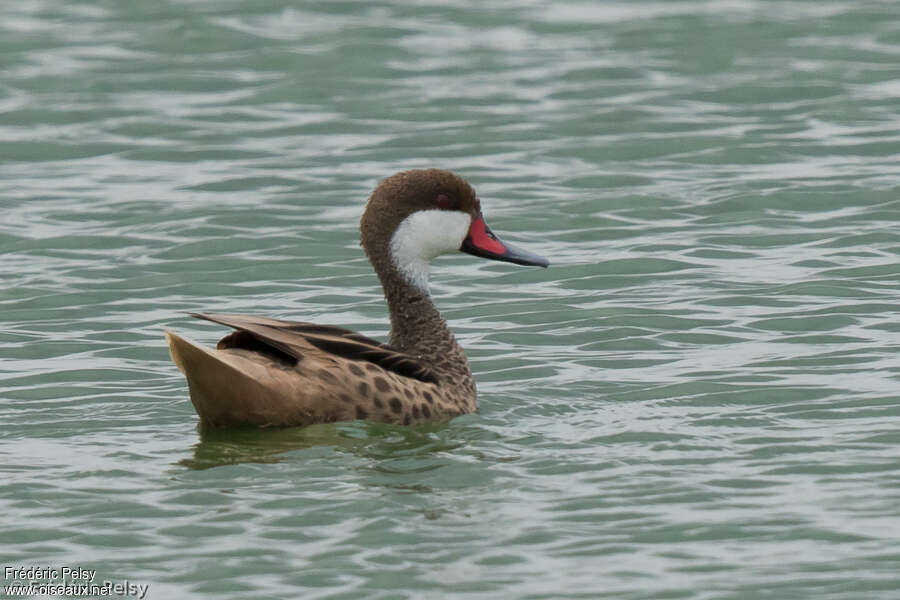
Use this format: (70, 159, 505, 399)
(165, 169, 548, 427)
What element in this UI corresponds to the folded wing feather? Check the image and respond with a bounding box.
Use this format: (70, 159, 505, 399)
(190, 313, 438, 384)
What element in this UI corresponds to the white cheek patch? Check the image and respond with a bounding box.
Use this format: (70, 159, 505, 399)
(389, 210, 472, 294)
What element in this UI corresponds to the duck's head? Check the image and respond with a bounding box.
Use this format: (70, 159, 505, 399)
(361, 169, 548, 294)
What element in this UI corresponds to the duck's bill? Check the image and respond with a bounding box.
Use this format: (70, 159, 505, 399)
(460, 213, 549, 268)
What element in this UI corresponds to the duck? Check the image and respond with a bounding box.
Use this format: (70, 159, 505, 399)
(165, 168, 548, 427)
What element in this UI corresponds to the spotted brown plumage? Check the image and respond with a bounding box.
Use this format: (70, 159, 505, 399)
(165, 169, 548, 427)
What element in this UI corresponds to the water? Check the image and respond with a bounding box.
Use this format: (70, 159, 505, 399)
(2, 1, 900, 598)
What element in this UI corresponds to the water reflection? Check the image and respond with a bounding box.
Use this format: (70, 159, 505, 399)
(178, 420, 467, 470)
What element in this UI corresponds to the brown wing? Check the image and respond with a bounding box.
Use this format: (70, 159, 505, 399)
(189, 313, 438, 384)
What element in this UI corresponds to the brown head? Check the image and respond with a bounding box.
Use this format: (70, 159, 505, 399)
(360, 168, 548, 295)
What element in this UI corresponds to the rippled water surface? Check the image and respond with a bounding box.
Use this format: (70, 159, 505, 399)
(3, 1, 900, 598)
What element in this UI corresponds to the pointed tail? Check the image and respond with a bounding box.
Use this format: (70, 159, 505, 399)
(164, 329, 313, 427)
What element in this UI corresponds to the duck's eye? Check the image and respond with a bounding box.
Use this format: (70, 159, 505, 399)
(435, 194, 456, 210)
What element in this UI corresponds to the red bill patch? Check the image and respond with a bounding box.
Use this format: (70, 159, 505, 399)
(466, 215, 506, 255)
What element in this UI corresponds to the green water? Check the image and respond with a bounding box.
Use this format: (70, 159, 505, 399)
(3, 1, 900, 598)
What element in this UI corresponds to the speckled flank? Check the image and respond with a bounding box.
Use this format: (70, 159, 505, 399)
(330, 362, 471, 425)
(165, 169, 532, 428)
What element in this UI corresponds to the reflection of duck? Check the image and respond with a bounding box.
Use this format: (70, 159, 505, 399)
(165, 169, 548, 428)
(179, 421, 464, 471)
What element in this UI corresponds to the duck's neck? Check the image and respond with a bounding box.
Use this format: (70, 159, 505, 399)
(377, 268, 470, 377)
